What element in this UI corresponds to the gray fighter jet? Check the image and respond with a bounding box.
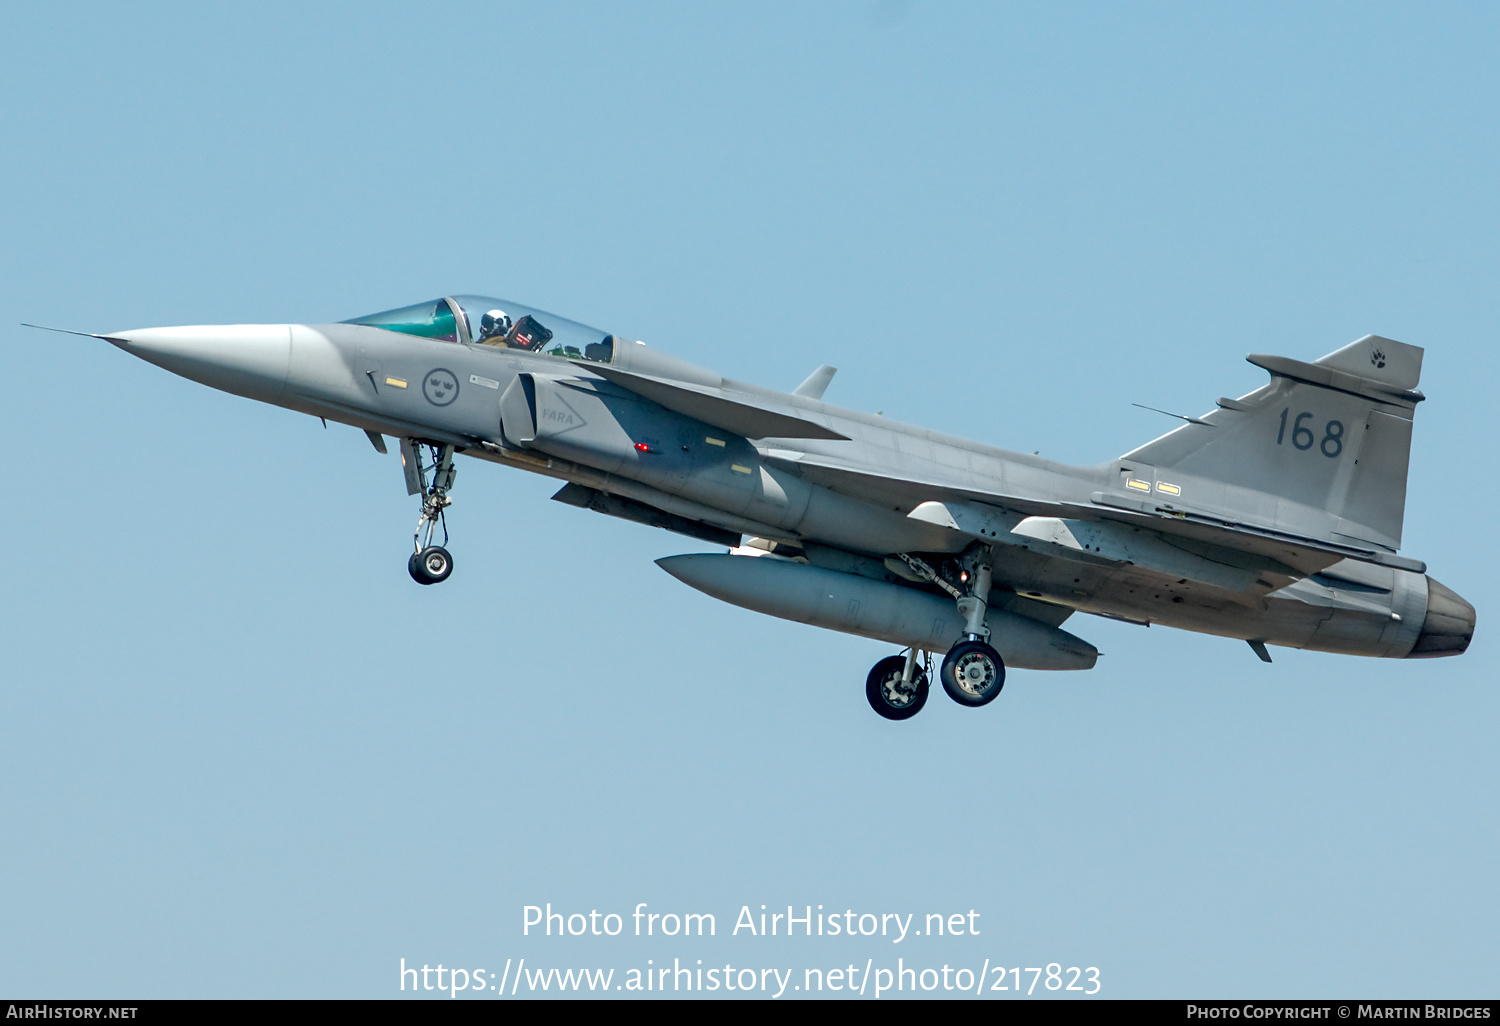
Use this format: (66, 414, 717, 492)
(31, 295, 1475, 719)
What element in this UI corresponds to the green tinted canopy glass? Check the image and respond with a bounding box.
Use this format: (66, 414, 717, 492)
(343, 299, 459, 342)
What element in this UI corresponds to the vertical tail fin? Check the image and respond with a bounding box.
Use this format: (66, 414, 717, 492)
(1119, 335, 1423, 551)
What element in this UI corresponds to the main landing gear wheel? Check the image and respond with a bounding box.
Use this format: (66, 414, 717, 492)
(865, 655, 929, 721)
(408, 545, 453, 585)
(940, 639, 1005, 707)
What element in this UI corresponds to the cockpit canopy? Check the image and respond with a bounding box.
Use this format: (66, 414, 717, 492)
(343, 295, 617, 364)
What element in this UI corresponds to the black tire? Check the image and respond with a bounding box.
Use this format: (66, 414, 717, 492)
(865, 655, 929, 721)
(408, 551, 431, 584)
(939, 639, 1005, 707)
(413, 545, 452, 584)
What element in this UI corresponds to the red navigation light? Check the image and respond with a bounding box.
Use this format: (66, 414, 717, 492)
(634, 442, 650, 452)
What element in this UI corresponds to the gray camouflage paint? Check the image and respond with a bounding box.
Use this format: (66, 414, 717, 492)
(92, 307, 1474, 666)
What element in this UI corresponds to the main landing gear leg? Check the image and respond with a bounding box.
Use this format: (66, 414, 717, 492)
(406, 441, 457, 585)
(940, 551, 1006, 707)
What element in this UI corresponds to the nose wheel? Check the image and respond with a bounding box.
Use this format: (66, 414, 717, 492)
(408, 545, 453, 585)
(403, 440, 458, 585)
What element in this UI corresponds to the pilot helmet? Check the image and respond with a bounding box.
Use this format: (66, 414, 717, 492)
(480, 309, 512, 339)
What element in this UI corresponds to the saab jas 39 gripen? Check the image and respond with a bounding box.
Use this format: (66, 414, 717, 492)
(30, 296, 1475, 719)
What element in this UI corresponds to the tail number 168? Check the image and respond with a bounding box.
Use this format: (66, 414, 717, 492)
(1277, 409, 1344, 458)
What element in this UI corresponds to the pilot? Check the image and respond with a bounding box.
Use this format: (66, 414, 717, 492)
(478, 309, 513, 344)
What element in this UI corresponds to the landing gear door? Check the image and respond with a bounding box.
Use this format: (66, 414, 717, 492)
(398, 438, 424, 495)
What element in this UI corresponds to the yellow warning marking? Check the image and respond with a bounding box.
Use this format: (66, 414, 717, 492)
(1126, 478, 1151, 492)
(706, 437, 726, 447)
(1156, 482, 1181, 496)
(385, 377, 408, 389)
(731, 464, 753, 474)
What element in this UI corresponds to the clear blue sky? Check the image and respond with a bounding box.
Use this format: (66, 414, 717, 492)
(2, 1, 1495, 999)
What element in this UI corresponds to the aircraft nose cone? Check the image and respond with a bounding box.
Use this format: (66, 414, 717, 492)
(1408, 577, 1476, 658)
(111, 324, 293, 404)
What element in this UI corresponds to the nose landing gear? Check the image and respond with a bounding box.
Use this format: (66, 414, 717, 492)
(403, 440, 457, 585)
